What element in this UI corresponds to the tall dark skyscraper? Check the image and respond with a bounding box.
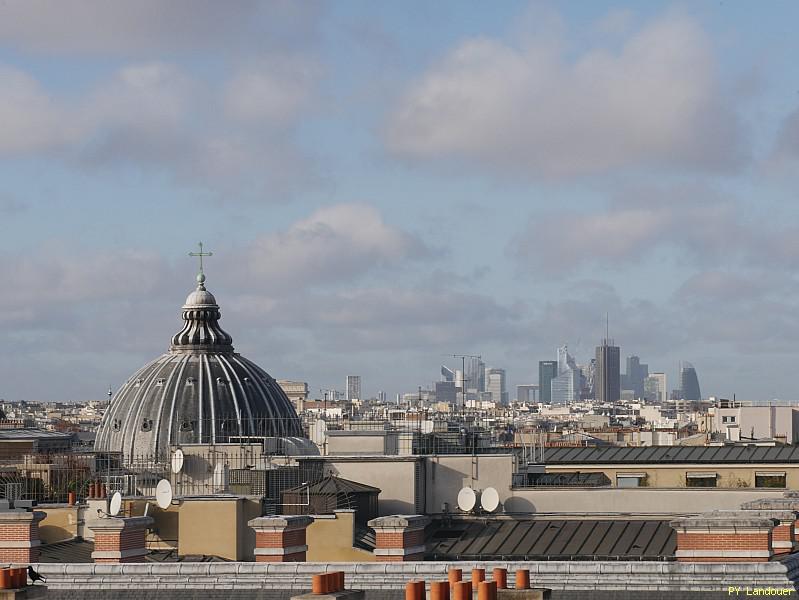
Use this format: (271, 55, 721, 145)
(623, 355, 649, 399)
(680, 362, 702, 401)
(538, 360, 558, 404)
(595, 340, 620, 404)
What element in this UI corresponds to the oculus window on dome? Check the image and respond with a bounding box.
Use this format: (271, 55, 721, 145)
(94, 243, 311, 460)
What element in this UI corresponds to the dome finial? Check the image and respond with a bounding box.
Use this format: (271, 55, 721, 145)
(188, 241, 213, 289)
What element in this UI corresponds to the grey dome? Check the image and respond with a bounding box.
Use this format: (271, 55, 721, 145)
(95, 275, 304, 458)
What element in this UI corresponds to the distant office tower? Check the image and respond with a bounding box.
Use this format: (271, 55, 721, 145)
(595, 339, 620, 404)
(441, 365, 455, 382)
(623, 356, 649, 399)
(551, 346, 580, 404)
(465, 357, 486, 392)
(680, 362, 702, 401)
(435, 381, 456, 405)
(644, 373, 667, 404)
(581, 359, 596, 400)
(346, 375, 361, 401)
(485, 368, 508, 404)
(517, 384, 538, 404)
(538, 360, 558, 404)
(377, 390, 387, 403)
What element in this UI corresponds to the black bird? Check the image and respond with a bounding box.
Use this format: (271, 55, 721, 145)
(27, 566, 46, 584)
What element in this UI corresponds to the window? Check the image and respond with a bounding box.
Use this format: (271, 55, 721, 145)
(616, 473, 647, 488)
(686, 472, 718, 487)
(755, 472, 786, 488)
(722, 415, 737, 424)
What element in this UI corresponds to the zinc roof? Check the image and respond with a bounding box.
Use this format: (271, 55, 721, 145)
(541, 445, 799, 464)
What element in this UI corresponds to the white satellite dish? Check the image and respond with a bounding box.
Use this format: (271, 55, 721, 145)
(457, 487, 477, 512)
(156, 479, 173, 509)
(108, 492, 122, 517)
(481, 487, 500, 513)
(171, 449, 184, 474)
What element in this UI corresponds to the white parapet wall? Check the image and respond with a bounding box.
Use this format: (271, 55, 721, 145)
(27, 558, 799, 594)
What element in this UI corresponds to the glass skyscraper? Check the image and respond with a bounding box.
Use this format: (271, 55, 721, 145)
(551, 346, 580, 405)
(680, 362, 701, 401)
(538, 360, 558, 404)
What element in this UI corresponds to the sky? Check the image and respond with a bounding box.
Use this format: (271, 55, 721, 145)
(2, 1, 799, 403)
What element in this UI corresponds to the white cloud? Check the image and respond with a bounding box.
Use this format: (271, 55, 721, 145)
(0, 65, 79, 155)
(511, 184, 745, 272)
(231, 203, 432, 290)
(0, 1, 319, 55)
(224, 57, 319, 124)
(0, 57, 320, 197)
(385, 12, 743, 177)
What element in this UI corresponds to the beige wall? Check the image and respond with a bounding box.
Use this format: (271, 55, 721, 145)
(177, 496, 260, 561)
(322, 457, 419, 515)
(37, 505, 79, 544)
(126, 500, 179, 549)
(502, 487, 787, 514)
(306, 511, 375, 562)
(327, 433, 388, 456)
(426, 455, 515, 513)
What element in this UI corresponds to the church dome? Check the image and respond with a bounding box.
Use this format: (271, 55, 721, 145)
(94, 270, 304, 458)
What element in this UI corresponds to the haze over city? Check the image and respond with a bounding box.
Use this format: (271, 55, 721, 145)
(3, 1, 799, 402)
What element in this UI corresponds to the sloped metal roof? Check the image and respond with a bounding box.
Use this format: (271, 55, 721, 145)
(541, 445, 799, 464)
(426, 518, 676, 561)
(283, 475, 381, 495)
(38, 540, 231, 563)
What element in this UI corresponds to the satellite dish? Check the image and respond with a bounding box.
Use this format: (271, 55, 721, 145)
(457, 487, 477, 512)
(171, 449, 184, 474)
(156, 479, 173, 509)
(108, 492, 122, 517)
(481, 487, 500, 513)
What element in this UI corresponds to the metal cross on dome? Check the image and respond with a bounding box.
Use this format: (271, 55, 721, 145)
(189, 242, 213, 276)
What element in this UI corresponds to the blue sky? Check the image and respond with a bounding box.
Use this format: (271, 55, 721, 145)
(2, 1, 799, 402)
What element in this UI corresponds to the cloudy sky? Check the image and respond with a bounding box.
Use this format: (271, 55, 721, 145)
(2, 1, 799, 403)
